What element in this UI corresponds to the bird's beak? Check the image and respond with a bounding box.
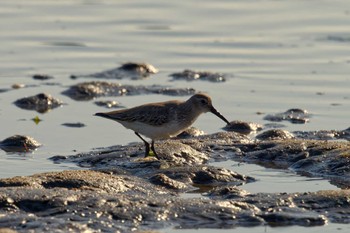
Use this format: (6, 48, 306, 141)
(210, 107, 230, 125)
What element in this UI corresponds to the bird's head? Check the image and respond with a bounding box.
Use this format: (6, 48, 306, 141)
(188, 93, 230, 124)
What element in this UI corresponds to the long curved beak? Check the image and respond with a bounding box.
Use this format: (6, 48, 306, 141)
(210, 106, 230, 125)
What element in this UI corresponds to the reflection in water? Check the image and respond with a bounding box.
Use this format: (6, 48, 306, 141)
(214, 161, 339, 194)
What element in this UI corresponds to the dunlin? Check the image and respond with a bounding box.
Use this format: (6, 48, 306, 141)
(95, 93, 230, 159)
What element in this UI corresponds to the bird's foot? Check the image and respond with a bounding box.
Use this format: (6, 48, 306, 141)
(145, 150, 160, 160)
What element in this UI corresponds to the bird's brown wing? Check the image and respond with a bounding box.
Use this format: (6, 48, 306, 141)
(104, 101, 178, 126)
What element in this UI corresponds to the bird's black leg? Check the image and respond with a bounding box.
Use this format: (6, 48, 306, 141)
(134, 132, 150, 157)
(151, 140, 160, 159)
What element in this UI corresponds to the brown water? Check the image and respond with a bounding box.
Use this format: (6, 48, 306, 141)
(0, 0, 350, 231)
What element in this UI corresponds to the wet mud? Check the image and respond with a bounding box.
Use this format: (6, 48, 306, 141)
(52, 130, 350, 188)
(0, 135, 41, 153)
(169, 69, 226, 82)
(1, 121, 350, 232)
(94, 100, 124, 109)
(256, 129, 295, 140)
(13, 93, 63, 113)
(0, 170, 349, 232)
(293, 127, 350, 141)
(264, 108, 310, 124)
(224, 120, 263, 135)
(70, 62, 158, 80)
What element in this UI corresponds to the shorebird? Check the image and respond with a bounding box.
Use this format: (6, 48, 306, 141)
(95, 93, 230, 159)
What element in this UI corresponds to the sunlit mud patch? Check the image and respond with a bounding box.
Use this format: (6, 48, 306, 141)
(62, 81, 196, 101)
(94, 100, 125, 109)
(71, 62, 158, 80)
(223, 120, 263, 135)
(264, 108, 310, 124)
(170, 69, 227, 82)
(0, 135, 41, 153)
(293, 127, 350, 141)
(14, 93, 63, 113)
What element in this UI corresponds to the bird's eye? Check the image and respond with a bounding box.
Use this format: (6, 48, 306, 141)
(200, 99, 207, 105)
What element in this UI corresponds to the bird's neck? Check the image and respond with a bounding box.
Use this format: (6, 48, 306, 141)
(177, 101, 203, 126)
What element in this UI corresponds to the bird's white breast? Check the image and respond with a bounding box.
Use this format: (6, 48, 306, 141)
(119, 120, 187, 140)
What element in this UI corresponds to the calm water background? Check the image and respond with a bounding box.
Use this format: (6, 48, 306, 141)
(0, 0, 349, 231)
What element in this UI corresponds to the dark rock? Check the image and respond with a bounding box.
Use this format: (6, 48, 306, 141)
(293, 128, 350, 141)
(147, 165, 254, 188)
(155, 141, 208, 164)
(240, 190, 350, 225)
(223, 120, 263, 134)
(61, 122, 86, 128)
(170, 69, 226, 82)
(14, 93, 63, 113)
(206, 186, 250, 199)
(290, 145, 350, 179)
(150, 87, 196, 96)
(149, 173, 188, 190)
(176, 127, 205, 139)
(341, 127, 350, 141)
(0, 135, 41, 153)
(118, 62, 158, 74)
(194, 131, 252, 148)
(294, 130, 339, 140)
(94, 100, 124, 109)
(259, 207, 326, 226)
(62, 81, 195, 101)
(264, 108, 310, 124)
(191, 166, 254, 185)
(256, 129, 294, 140)
(62, 81, 124, 101)
(240, 142, 303, 166)
(237, 139, 350, 187)
(295, 190, 350, 223)
(71, 62, 158, 80)
(32, 74, 54, 80)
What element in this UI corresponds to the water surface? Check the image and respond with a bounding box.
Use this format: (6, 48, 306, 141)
(0, 0, 349, 231)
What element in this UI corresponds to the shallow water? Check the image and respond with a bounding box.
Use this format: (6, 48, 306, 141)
(0, 0, 349, 231)
(213, 161, 337, 194)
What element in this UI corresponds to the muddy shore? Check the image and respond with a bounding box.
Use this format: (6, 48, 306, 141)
(1, 130, 349, 232)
